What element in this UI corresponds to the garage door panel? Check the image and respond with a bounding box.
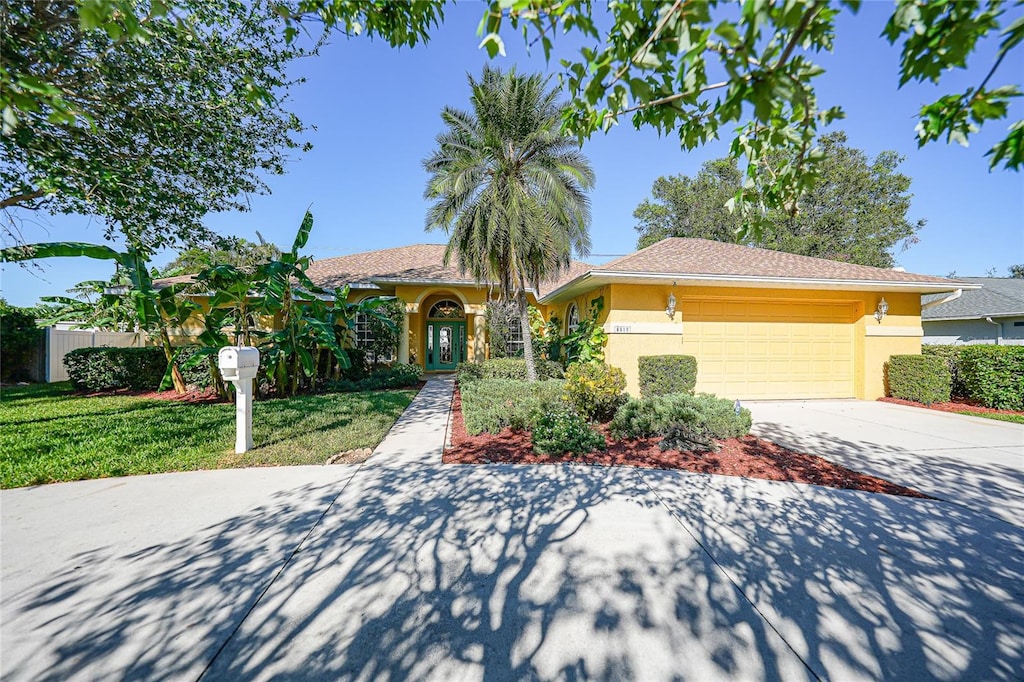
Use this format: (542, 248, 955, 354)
(686, 298, 856, 400)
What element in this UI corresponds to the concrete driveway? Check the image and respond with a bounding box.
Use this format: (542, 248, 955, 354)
(749, 400, 1024, 527)
(2, 389, 1023, 681)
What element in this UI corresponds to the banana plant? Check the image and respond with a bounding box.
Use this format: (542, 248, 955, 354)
(1, 241, 195, 393)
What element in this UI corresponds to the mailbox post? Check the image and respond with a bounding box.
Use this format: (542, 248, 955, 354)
(218, 346, 260, 454)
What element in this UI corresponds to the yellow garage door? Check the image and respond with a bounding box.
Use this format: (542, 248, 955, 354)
(681, 299, 856, 400)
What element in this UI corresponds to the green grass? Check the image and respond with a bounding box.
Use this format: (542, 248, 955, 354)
(0, 382, 416, 488)
(955, 410, 1024, 424)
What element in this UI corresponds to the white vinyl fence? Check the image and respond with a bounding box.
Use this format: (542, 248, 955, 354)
(46, 328, 148, 382)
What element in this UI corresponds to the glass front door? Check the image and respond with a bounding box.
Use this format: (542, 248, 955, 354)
(426, 321, 464, 371)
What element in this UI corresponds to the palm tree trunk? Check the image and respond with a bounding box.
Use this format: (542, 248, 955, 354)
(516, 285, 538, 382)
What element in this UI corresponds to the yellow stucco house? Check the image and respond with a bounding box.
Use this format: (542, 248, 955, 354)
(305, 238, 971, 400)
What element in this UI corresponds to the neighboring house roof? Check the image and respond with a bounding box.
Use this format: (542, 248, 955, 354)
(540, 238, 969, 302)
(306, 244, 592, 298)
(922, 277, 1024, 321)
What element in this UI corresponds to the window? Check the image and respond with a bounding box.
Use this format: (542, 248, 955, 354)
(504, 318, 525, 357)
(353, 300, 395, 364)
(566, 303, 580, 333)
(1014, 321, 1024, 327)
(428, 299, 464, 319)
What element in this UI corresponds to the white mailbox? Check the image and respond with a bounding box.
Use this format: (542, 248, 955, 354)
(218, 346, 260, 454)
(218, 346, 260, 382)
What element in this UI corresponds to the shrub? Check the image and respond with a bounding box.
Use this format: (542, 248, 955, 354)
(531, 402, 606, 456)
(922, 345, 967, 397)
(638, 355, 698, 397)
(610, 392, 752, 447)
(563, 362, 627, 422)
(341, 347, 371, 381)
(174, 346, 213, 389)
(958, 345, 1024, 410)
(325, 363, 422, 393)
(460, 379, 564, 434)
(456, 362, 484, 385)
(0, 301, 43, 382)
(64, 346, 167, 391)
(477, 357, 564, 381)
(886, 355, 951, 405)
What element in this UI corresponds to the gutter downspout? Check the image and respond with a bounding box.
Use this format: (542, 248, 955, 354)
(922, 288, 962, 311)
(984, 316, 1003, 345)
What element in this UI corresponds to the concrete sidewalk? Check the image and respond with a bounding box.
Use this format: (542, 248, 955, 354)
(3, 384, 1023, 681)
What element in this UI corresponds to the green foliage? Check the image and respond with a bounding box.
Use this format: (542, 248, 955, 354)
(958, 345, 1024, 410)
(64, 347, 168, 392)
(921, 345, 968, 397)
(484, 0, 1021, 234)
(2, 0, 309, 250)
(424, 65, 595, 381)
(324, 364, 422, 393)
(460, 378, 564, 435)
(531, 401, 606, 456)
(562, 362, 626, 422)
(0, 299, 42, 382)
(633, 133, 925, 267)
(360, 298, 405, 362)
(457, 358, 563, 385)
(456, 362, 485, 385)
(886, 355, 952, 405)
(561, 297, 607, 365)
(638, 355, 698, 398)
(610, 393, 752, 449)
(476, 358, 564, 382)
(484, 300, 546, 360)
(162, 237, 282, 274)
(173, 346, 214, 389)
(1009, 264, 1024, 278)
(0, 381, 415, 488)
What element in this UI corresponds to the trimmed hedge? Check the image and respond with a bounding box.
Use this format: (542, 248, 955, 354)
(922, 345, 967, 397)
(886, 355, 951, 405)
(460, 378, 565, 434)
(174, 345, 214, 389)
(324, 363, 422, 393)
(457, 357, 563, 384)
(64, 346, 167, 392)
(638, 355, 697, 397)
(958, 345, 1024, 410)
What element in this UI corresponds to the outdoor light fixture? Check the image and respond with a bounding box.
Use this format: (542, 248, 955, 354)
(666, 282, 677, 318)
(874, 297, 889, 323)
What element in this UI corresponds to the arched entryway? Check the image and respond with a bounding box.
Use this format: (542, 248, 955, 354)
(424, 298, 466, 371)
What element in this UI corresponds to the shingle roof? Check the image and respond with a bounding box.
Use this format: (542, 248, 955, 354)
(595, 238, 957, 285)
(306, 244, 591, 298)
(922, 277, 1024, 320)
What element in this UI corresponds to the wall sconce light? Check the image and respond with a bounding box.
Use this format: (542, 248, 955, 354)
(874, 297, 889, 323)
(666, 282, 677, 318)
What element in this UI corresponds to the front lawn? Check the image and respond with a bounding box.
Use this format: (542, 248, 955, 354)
(0, 382, 416, 488)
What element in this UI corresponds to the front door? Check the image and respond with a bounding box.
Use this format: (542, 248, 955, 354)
(426, 321, 464, 371)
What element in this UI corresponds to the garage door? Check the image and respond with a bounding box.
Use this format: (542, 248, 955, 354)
(680, 299, 857, 399)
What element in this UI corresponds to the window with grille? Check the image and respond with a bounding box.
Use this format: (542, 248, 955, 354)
(566, 303, 580, 333)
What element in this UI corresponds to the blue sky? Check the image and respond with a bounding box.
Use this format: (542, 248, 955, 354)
(3, 2, 1022, 307)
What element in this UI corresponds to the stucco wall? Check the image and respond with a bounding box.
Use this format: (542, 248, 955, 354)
(923, 317, 1024, 346)
(581, 284, 922, 399)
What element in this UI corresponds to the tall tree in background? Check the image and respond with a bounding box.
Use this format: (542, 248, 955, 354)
(1, 0, 309, 250)
(634, 132, 925, 268)
(424, 66, 594, 381)
(161, 236, 283, 275)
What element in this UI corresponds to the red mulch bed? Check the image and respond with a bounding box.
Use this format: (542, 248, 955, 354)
(879, 396, 1024, 417)
(444, 389, 930, 499)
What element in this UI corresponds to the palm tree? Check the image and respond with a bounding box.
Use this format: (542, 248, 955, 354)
(424, 65, 595, 381)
